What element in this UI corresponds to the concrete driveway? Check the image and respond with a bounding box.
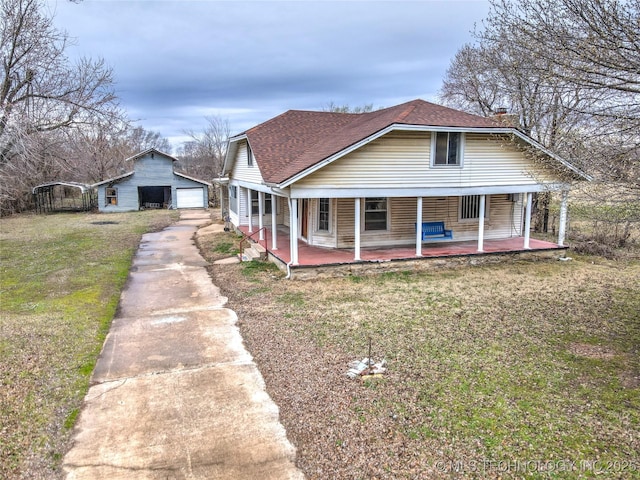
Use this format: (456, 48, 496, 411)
(63, 210, 304, 480)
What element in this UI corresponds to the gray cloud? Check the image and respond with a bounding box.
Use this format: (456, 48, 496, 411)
(48, 0, 490, 147)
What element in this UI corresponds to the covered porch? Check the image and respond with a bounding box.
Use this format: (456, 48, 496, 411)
(236, 189, 570, 269)
(238, 224, 565, 267)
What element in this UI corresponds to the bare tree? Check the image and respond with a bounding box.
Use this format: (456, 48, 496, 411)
(178, 114, 230, 179)
(442, 0, 639, 150)
(59, 122, 173, 183)
(441, 31, 595, 150)
(440, 44, 500, 118)
(125, 126, 172, 155)
(0, 0, 121, 213)
(61, 120, 126, 182)
(483, 0, 640, 97)
(322, 102, 376, 113)
(473, 0, 640, 182)
(440, 0, 639, 244)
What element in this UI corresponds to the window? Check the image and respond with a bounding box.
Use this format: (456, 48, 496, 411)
(460, 195, 489, 221)
(364, 197, 388, 231)
(105, 187, 117, 205)
(251, 191, 272, 215)
(318, 198, 330, 231)
(247, 144, 253, 167)
(433, 132, 461, 166)
(229, 186, 237, 213)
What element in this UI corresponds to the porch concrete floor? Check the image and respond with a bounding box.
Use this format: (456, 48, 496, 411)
(238, 226, 564, 267)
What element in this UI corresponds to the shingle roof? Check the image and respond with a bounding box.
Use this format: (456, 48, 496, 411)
(241, 99, 502, 184)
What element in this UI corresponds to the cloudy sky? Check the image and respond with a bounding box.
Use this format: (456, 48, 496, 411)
(46, 0, 490, 149)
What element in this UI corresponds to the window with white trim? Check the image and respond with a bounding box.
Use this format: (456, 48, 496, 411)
(318, 198, 330, 231)
(105, 187, 118, 205)
(364, 197, 388, 231)
(247, 144, 253, 167)
(433, 132, 462, 166)
(229, 185, 237, 213)
(251, 190, 272, 214)
(459, 195, 489, 221)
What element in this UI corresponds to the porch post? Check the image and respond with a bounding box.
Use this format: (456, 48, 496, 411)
(290, 198, 299, 265)
(416, 196, 423, 257)
(247, 188, 253, 233)
(258, 191, 264, 241)
(524, 192, 533, 249)
(558, 190, 569, 247)
(271, 194, 278, 250)
(477, 194, 486, 252)
(354, 198, 361, 261)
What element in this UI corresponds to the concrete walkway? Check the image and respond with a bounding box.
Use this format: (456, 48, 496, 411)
(63, 210, 304, 480)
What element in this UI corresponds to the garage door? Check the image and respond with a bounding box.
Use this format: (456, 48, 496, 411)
(176, 188, 205, 208)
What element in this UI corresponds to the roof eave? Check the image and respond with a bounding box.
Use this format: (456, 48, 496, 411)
(510, 130, 592, 181)
(125, 147, 179, 163)
(174, 171, 212, 186)
(91, 171, 135, 187)
(222, 134, 248, 176)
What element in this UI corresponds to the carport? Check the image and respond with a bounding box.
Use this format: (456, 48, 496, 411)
(32, 182, 97, 213)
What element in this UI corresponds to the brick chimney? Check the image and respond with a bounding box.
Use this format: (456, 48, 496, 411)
(490, 107, 519, 128)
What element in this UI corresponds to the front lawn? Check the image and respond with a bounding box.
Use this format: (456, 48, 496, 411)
(202, 228, 640, 479)
(0, 210, 178, 479)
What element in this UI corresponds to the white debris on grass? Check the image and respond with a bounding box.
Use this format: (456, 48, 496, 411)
(346, 358, 387, 378)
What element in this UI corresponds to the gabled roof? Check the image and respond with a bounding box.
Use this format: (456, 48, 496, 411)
(125, 147, 178, 163)
(93, 149, 178, 186)
(229, 99, 505, 185)
(91, 149, 212, 188)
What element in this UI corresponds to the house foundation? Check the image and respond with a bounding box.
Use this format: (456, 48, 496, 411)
(265, 243, 567, 280)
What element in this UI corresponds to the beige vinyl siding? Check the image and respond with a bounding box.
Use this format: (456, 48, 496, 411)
(296, 131, 557, 189)
(331, 195, 524, 248)
(462, 134, 555, 185)
(231, 142, 265, 184)
(282, 197, 290, 227)
(336, 198, 356, 247)
(449, 194, 524, 241)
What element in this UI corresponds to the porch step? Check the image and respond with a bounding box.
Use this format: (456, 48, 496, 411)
(252, 243, 267, 259)
(241, 242, 267, 262)
(242, 248, 260, 262)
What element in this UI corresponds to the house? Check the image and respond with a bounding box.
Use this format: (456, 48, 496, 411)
(218, 99, 589, 277)
(93, 148, 211, 212)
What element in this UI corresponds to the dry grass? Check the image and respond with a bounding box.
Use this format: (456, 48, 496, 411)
(0, 210, 178, 479)
(565, 185, 640, 257)
(200, 227, 640, 479)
